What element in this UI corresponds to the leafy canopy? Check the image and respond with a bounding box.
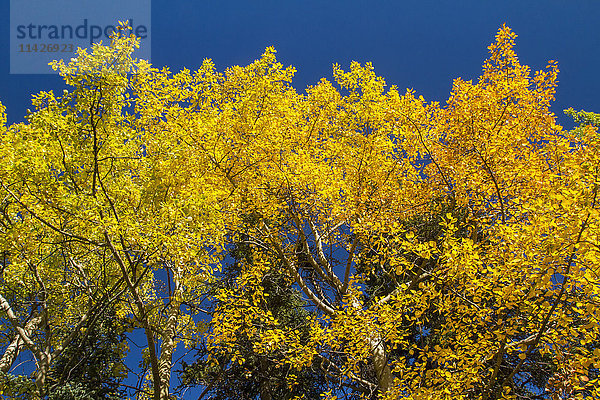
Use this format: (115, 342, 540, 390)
(1, 24, 599, 400)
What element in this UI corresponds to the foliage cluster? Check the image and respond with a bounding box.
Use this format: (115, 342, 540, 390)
(1, 23, 599, 400)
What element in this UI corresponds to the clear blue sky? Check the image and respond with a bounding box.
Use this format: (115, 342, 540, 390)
(1, 1, 599, 128)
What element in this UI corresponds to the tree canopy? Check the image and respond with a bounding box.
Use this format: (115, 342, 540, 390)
(1, 23, 599, 400)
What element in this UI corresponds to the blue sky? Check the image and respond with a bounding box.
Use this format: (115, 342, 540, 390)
(2, 1, 600, 127)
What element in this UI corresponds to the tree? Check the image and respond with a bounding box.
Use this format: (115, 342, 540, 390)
(0, 23, 221, 399)
(1, 24, 599, 400)
(200, 25, 600, 399)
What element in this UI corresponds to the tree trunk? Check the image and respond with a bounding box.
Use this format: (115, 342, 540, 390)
(0, 314, 42, 373)
(158, 305, 179, 400)
(259, 357, 272, 400)
(158, 264, 182, 400)
(34, 352, 51, 393)
(354, 297, 394, 394)
(369, 335, 393, 393)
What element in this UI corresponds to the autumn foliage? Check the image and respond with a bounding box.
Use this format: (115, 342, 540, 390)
(1, 24, 599, 399)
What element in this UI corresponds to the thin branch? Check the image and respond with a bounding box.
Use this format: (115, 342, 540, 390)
(307, 218, 343, 292)
(342, 236, 359, 294)
(473, 146, 506, 223)
(0, 181, 102, 246)
(377, 272, 431, 306)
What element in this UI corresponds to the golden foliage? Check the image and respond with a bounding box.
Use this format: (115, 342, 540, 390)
(1, 24, 599, 399)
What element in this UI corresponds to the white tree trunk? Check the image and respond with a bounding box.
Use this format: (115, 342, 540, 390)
(158, 305, 179, 400)
(369, 335, 393, 393)
(158, 264, 181, 400)
(0, 314, 42, 373)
